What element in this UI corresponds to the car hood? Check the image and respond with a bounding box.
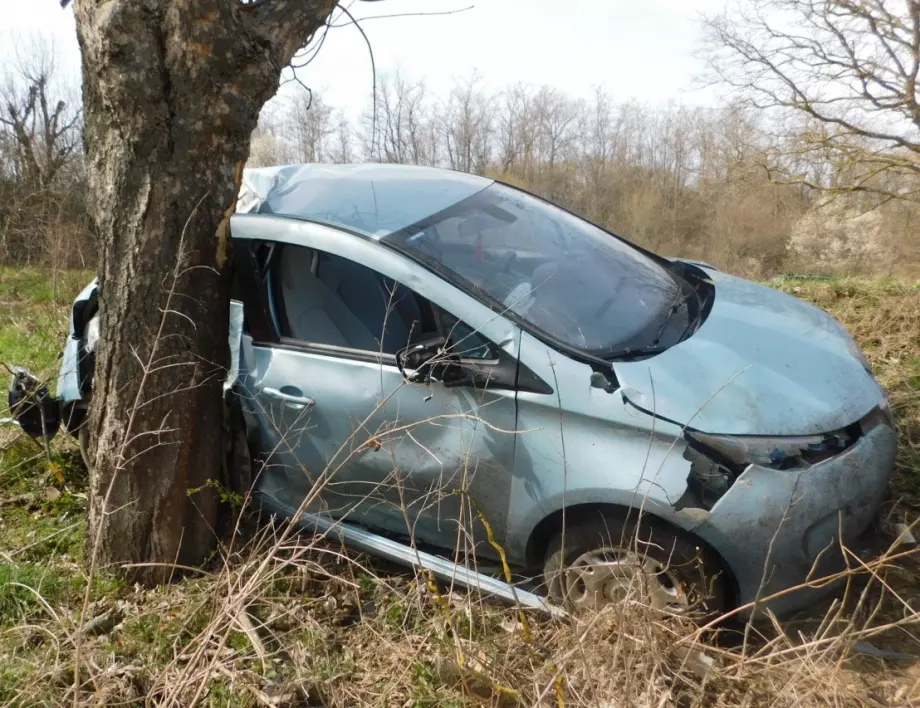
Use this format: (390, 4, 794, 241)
(613, 270, 886, 435)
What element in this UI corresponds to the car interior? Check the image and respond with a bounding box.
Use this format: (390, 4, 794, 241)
(270, 244, 494, 360)
(270, 244, 433, 354)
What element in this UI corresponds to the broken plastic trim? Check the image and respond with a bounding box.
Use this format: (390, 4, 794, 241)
(676, 417, 867, 512)
(8, 367, 60, 440)
(686, 424, 861, 471)
(676, 442, 740, 512)
(292, 510, 568, 619)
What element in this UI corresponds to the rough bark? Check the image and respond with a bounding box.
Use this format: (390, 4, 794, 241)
(73, 0, 336, 585)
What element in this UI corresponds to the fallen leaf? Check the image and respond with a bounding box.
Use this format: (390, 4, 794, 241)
(49, 463, 65, 484)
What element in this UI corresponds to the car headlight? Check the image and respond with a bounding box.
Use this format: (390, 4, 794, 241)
(686, 428, 857, 470)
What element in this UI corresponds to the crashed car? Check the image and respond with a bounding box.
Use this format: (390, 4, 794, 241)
(10, 164, 896, 618)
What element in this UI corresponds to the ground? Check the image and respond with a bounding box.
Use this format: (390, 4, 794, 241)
(0, 266, 918, 706)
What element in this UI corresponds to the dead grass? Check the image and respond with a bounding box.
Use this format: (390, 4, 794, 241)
(0, 272, 918, 706)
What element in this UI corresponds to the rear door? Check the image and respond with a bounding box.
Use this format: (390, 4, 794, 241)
(232, 216, 525, 555)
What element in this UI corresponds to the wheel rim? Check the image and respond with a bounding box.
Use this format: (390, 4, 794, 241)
(561, 547, 690, 613)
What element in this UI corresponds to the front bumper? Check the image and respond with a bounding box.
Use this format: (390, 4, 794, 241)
(693, 407, 897, 619)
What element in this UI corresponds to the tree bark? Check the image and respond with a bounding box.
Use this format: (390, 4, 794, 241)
(73, 0, 336, 585)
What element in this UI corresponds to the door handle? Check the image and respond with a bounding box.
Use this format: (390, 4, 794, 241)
(263, 387, 315, 410)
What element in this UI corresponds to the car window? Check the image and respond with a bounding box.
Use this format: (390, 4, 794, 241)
(437, 310, 496, 361)
(271, 244, 494, 360)
(383, 182, 685, 357)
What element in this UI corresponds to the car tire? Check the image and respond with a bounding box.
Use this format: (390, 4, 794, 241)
(543, 509, 727, 617)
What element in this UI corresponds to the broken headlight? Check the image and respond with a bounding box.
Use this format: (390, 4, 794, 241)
(686, 427, 858, 470)
(677, 425, 860, 512)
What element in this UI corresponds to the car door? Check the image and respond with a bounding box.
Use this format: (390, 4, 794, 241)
(234, 217, 525, 556)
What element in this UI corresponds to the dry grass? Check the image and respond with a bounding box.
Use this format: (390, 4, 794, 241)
(0, 273, 918, 706)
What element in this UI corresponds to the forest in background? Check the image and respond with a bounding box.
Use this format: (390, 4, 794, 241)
(3, 51, 920, 279)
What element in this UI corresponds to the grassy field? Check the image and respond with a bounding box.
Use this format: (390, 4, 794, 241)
(0, 267, 918, 706)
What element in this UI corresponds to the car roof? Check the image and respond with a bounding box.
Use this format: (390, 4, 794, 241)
(236, 163, 493, 239)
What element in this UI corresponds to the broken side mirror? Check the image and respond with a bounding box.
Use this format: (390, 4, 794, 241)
(397, 336, 469, 387)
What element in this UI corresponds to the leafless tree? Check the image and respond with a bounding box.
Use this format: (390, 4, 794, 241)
(532, 85, 579, 169)
(703, 0, 920, 203)
(330, 107, 356, 163)
(443, 70, 493, 175)
(0, 36, 81, 188)
(0, 35, 86, 267)
(364, 70, 437, 164)
(495, 83, 535, 173)
(290, 90, 335, 163)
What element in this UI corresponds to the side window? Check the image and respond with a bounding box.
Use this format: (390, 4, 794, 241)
(437, 309, 497, 361)
(272, 244, 435, 354)
(271, 244, 490, 362)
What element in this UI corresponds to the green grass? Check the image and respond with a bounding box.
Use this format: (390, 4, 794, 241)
(0, 267, 93, 392)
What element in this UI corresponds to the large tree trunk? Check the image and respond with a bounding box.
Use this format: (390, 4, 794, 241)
(73, 0, 336, 584)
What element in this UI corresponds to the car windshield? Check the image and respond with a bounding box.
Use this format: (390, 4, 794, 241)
(383, 183, 684, 356)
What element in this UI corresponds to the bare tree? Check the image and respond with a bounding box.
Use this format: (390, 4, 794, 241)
(495, 83, 534, 173)
(330, 108, 356, 163)
(703, 0, 920, 203)
(0, 36, 80, 188)
(364, 70, 436, 164)
(0, 35, 86, 267)
(443, 70, 493, 174)
(68, 0, 340, 585)
(290, 90, 335, 162)
(532, 85, 578, 169)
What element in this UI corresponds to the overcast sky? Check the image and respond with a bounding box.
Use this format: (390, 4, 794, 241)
(0, 0, 724, 115)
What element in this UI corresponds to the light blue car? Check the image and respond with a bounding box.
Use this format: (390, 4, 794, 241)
(18, 164, 897, 618)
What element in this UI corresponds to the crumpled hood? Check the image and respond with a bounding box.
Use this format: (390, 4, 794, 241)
(613, 270, 886, 435)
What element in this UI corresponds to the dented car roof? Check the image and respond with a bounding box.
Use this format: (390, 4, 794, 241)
(237, 163, 492, 238)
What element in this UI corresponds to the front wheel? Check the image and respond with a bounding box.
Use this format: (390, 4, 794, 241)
(543, 510, 727, 617)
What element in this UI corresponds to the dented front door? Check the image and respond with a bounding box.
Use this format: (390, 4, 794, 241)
(247, 341, 519, 553)
(229, 215, 524, 556)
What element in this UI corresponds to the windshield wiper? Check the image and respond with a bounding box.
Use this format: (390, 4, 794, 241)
(650, 288, 685, 346)
(685, 286, 712, 337)
(602, 287, 688, 361)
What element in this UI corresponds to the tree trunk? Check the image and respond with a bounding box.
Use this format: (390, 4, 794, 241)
(73, 0, 336, 585)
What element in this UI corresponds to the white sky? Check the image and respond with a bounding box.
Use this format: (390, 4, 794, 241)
(0, 0, 724, 115)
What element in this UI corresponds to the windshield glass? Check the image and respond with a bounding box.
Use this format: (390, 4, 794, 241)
(383, 183, 684, 356)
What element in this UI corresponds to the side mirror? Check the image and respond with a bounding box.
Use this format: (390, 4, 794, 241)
(397, 336, 469, 386)
(397, 336, 447, 375)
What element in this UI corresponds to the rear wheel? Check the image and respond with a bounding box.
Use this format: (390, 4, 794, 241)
(543, 510, 727, 617)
